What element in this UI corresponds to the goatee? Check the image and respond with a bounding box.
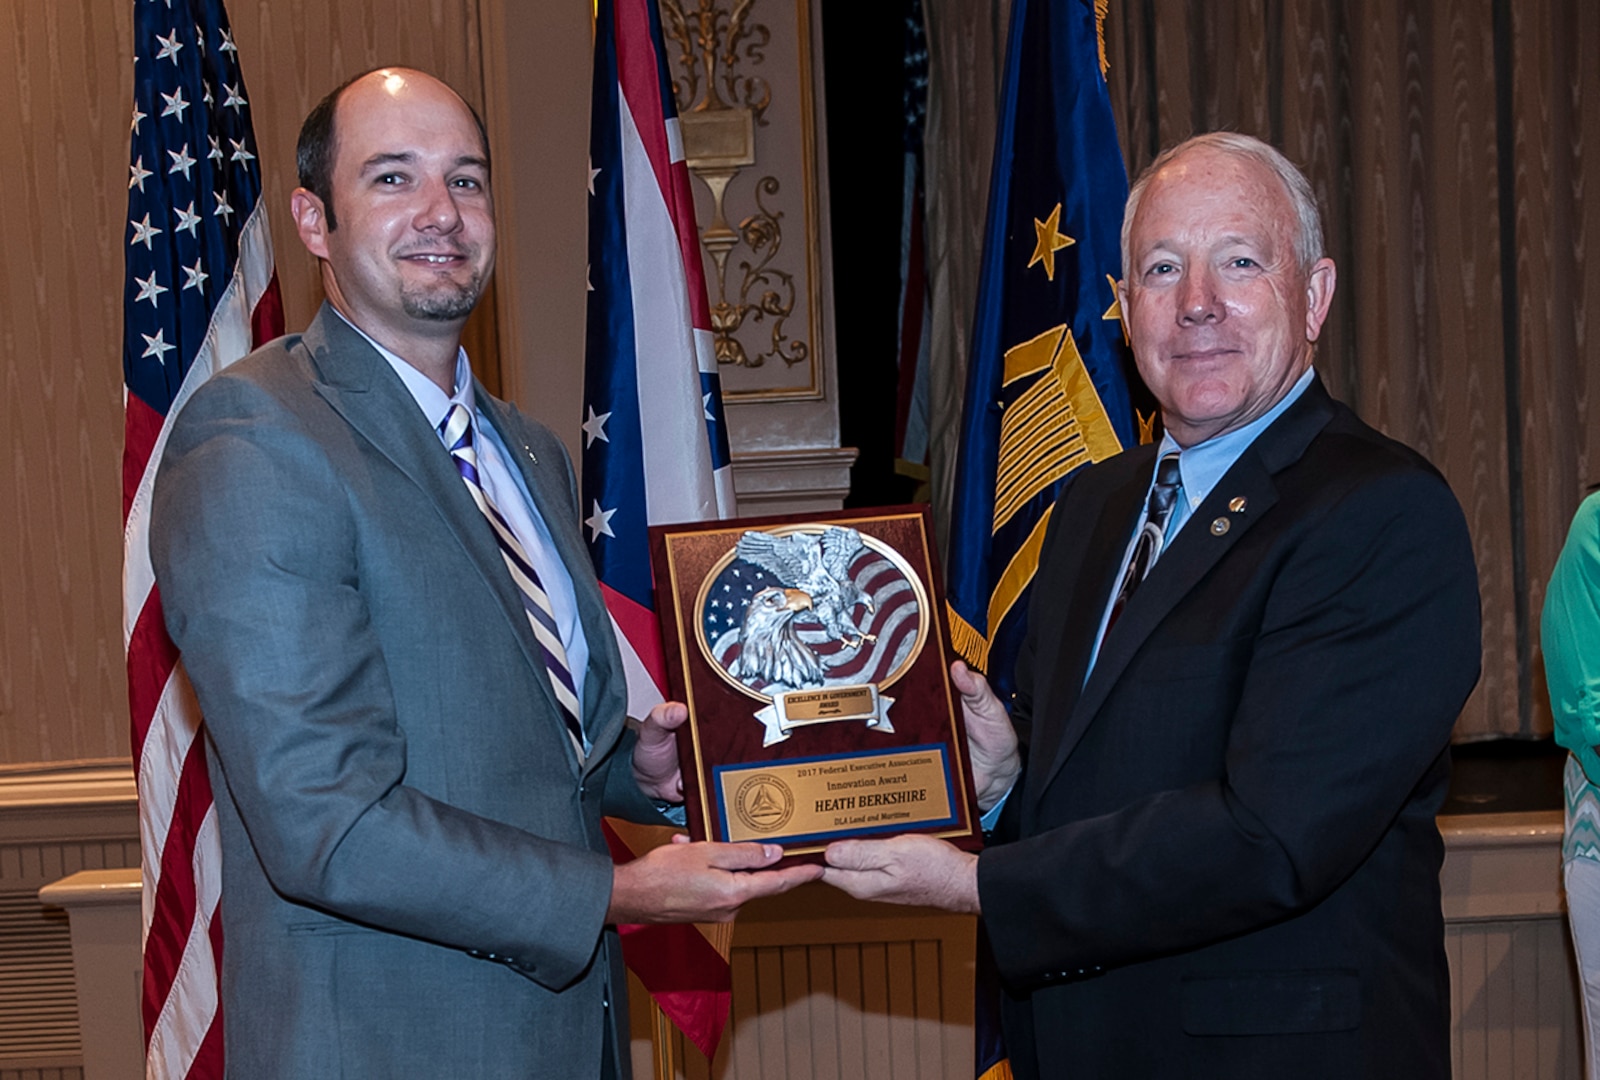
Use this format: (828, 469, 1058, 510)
(401, 274, 483, 322)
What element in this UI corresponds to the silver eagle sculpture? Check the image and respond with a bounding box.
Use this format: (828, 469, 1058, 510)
(730, 586, 825, 689)
(735, 527, 878, 650)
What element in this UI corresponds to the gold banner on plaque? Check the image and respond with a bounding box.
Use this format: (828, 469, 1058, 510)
(717, 747, 955, 844)
(753, 684, 895, 746)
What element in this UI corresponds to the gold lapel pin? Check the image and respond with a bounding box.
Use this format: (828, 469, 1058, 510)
(1228, 496, 1247, 513)
(1210, 517, 1231, 536)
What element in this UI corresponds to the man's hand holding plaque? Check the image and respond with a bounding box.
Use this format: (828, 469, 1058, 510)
(650, 507, 983, 864)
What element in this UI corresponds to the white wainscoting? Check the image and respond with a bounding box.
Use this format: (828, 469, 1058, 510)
(1441, 811, 1582, 1079)
(0, 763, 138, 1080)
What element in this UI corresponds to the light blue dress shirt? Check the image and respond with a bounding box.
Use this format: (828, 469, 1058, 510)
(341, 315, 591, 728)
(980, 367, 1317, 831)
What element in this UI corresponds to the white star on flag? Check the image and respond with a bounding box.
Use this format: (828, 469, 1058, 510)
(194, 21, 205, 55)
(159, 86, 189, 120)
(129, 214, 162, 249)
(213, 190, 234, 222)
(219, 27, 237, 53)
(155, 29, 183, 64)
(182, 259, 208, 292)
(582, 405, 612, 448)
(140, 328, 175, 363)
(702, 392, 715, 421)
(167, 143, 196, 179)
(134, 271, 168, 308)
(130, 103, 146, 135)
(587, 159, 601, 195)
(129, 157, 152, 192)
(222, 82, 246, 111)
(203, 82, 214, 107)
(208, 135, 224, 163)
(174, 202, 202, 237)
(585, 501, 618, 541)
(229, 138, 255, 164)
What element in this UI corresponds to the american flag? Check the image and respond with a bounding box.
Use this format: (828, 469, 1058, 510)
(582, 0, 734, 720)
(583, 0, 736, 1061)
(123, 1, 282, 1076)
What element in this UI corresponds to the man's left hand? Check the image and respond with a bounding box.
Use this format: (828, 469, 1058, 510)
(632, 701, 687, 802)
(821, 834, 980, 913)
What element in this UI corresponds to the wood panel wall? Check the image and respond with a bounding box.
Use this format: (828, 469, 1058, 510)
(0, 0, 494, 765)
(1105, 0, 1600, 740)
(6, 0, 1598, 762)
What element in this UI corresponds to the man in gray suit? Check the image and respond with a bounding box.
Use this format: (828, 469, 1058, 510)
(151, 68, 818, 1078)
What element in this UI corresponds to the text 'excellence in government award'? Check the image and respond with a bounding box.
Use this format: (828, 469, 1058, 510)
(650, 506, 982, 864)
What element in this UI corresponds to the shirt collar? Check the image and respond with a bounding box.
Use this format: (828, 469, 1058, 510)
(1159, 366, 1316, 508)
(333, 308, 473, 431)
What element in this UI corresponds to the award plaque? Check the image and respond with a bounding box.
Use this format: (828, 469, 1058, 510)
(649, 506, 981, 861)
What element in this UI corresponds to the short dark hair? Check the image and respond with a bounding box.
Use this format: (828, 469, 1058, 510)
(295, 68, 492, 231)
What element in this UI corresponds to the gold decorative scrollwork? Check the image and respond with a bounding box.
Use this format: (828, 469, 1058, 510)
(659, 0, 772, 124)
(709, 176, 808, 368)
(659, 0, 809, 370)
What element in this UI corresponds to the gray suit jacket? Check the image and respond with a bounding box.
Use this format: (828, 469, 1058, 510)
(152, 305, 658, 1078)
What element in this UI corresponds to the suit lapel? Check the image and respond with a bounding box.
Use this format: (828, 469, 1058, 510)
(302, 307, 572, 747)
(1031, 378, 1340, 802)
(1022, 455, 1149, 802)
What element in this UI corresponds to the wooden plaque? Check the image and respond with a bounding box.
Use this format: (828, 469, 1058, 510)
(649, 506, 981, 862)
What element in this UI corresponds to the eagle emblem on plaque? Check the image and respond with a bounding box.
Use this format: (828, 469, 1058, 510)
(695, 525, 930, 746)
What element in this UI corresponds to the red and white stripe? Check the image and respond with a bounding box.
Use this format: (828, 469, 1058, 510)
(606, 0, 735, 719)
(125, 201, 280, 1080)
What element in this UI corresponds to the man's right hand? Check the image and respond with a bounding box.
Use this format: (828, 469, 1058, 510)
(606, 835, 822, 924)
(952, 660, 1021, 811)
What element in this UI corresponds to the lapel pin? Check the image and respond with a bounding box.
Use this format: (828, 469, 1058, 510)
(523, 444, 538, 466)
(1210, 517, 1231, 536)
(1228, 496, 1247, 513)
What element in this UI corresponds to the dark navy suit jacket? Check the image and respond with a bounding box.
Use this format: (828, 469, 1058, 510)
(978, 377, 1481, 1079)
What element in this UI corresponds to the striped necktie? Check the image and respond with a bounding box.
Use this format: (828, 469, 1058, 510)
(439, 403, 587, 759)
(1104, 451, 1183, 635)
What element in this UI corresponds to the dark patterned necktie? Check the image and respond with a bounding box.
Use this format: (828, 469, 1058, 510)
(439, 403, 587, 760)
(1105, 451, 1183, 634)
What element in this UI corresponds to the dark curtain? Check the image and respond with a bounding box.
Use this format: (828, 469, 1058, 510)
(1101, 0, 1600, 740)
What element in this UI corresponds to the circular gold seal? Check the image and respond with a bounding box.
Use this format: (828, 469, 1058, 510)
(733, 774, 795, 833)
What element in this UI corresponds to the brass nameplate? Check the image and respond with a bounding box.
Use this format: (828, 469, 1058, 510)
(714, 745, 956, 845)
(779, 685, 875, 724)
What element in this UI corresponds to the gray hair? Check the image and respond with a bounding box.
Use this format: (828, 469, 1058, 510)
(1120, 132, 1325, 278)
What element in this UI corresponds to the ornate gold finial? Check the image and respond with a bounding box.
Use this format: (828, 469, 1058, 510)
(659, 0, 771, 122)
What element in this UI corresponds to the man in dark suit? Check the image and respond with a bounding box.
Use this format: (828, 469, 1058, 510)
(822, 132, 1481, 1078)
(151, 68, 816, 1078)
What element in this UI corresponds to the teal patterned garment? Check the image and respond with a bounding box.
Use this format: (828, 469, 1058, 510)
(1566, 754, 1600, 864)
(1546, 491, 1600, 866)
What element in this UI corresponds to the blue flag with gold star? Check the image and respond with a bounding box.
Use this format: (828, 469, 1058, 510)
(946, 0, 1140, 707)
